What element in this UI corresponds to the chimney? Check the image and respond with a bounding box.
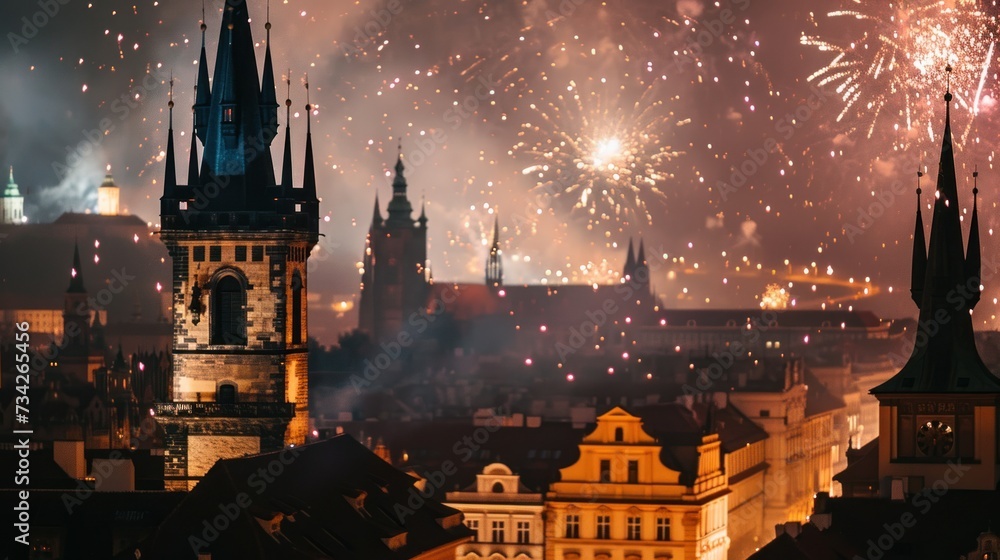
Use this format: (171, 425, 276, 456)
(775, 521, 802, 539)
(53, 441, 86, 479)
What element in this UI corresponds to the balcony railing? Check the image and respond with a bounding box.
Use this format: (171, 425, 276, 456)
(154, 402, 295, 418)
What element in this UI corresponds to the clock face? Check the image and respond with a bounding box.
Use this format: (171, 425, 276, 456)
(917, 420, 954, 457)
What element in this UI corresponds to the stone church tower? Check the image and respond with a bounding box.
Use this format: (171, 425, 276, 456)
(358, 152, 428, 342)
(156, 1, 319, 490)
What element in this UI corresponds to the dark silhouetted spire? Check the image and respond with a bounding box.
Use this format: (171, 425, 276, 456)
(112, 344, 127, 371)
(280, 73, 294, 190)
(386, 140, 414, 226)
(623, 238, 636, 278)
(910, 169, 927, 306)
(966, 168, 981, 308)
(164, 74, 178, 192)
(302, 77, 317, 200)
(193, 4, 211, 141)
(637, 239, 646, 268)
(873, 68, 1000, 395)
(260, 0, 279, 143)
(371, 193, 383, 228)
(68, 240, 86, 293)
(418, 195, 428, 228)
(486, 215, 503, 287)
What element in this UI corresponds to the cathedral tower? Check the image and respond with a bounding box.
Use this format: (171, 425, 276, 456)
(358, 150, 428, 342)
(157, 1, 319, 489)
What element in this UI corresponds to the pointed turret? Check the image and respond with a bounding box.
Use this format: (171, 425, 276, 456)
(1, 166, 25, 224)
(623, 238, 636, 279)
(4, 166, 19, 197)
(385, 145, 414, 227)
(280, 75, 294, 191)
(193, 9, 212, 142)
(418, 196, 428, 229)
(259, 2, 279, 143)
(112, 344, 127, 371)
(486, 215, 503, 287)
(301, 79, 317, 202)
(187, 102, 200, 187)
(371, 193, 383, 228)
(910, 171, 927, 306)
(637, 239, 646, 269)
(966, 169, 982, 309)
(873, 77, 1000, 394)
(68, 240, 86, 294)
(164, 75, 178, 192)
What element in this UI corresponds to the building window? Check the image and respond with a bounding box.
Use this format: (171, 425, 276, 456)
(223, 107, 234, 123)
(565, 514, 579, 538)
(235, 246, 247, 262)
(600, 459, 611, 482)
(193, 246, 206, 262)
(596, 515, 610, 539)
(614, 427, 624, 442)
(627, 516, 641, 540)
(209, 246, 222, 262)
(492, 481, 504, 493)
(291, 271, 302, 345)
(212, 276, 246, 345)
(217, 383, 236, 404)
(179, 201, 188, 210)
(516, 521, 530, 544)
(252, 246, 264, 261)
(656, 517, 671, 541)
(491, 520, 505, 543)
(628, 460, 639, 483)
(760, 409, 770, 418)
(466, 519, 478, 541)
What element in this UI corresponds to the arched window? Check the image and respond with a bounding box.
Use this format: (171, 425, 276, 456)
(213, 275, 246, 345)
(614, 427, 624, 442)
(217, 383, 236, 404)
(292, 271, 303, 345)
(492, 481, 504, 493)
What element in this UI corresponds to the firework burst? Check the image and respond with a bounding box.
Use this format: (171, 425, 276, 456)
(801, 0, 998, 145)
(511, 76, 683, 231)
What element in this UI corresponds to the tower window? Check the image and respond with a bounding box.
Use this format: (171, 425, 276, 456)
(213, 276, 246, 345)
(193, 246, 205, 262)
(235, 246, 247, 262)
(492, 481, 504, 493)
(291, 272, 303, 345)
(252, 246, 264, 262)
(210, 246, 222, 262)
(217, 383, 236, 404)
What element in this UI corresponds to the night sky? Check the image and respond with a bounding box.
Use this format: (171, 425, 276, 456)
(3, 0, 1000, 341)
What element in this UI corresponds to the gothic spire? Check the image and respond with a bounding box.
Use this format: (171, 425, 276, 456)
(302, 76, 317, 200)
(637, 239, 646, 268)
(910, 169, 927, 306)
(280, 72, 294, 190)
(260, 0, 279, 143)
(193, 4, 211, 142)
(188, 89, 200, 187)
(418, 195, 428, 228)
(873, 67, 1000, 394)
(371, 192, 383, 228)
(386, 140, 414, 226)
(164, 74, 178, 192)
(966, 167, 982, 308)
(68, 239, 86, 294)
(5, 166, 20, 197)
(486, 215, 503, 287)
(623, 238, 636, 279)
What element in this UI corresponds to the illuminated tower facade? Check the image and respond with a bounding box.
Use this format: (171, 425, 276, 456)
(486, 216, 503, 288)
(97, 172, 120, 216)
(157, 1, 319, 489)
(358, 153, 428, 342)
